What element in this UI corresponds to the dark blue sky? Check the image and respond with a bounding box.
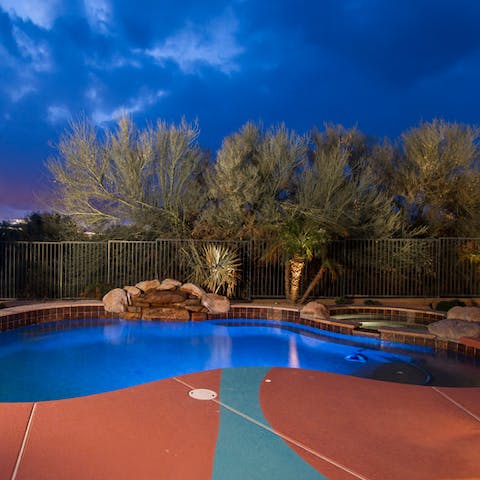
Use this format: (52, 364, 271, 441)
(1, 0, 480, 220)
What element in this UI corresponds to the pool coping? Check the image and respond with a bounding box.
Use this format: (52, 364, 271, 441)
(0, 301, 479, 359)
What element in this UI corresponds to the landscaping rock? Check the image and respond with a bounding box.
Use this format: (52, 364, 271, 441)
(179, 283, 206, 298)
(181, 298, 205, 312)
(123, 286, 142, 298)
(103, 288, 128, 313)
(126, 306, 142, 313)
(447, 306, 480, 322)
(184, 304, 207, 313)
(135, 279, 161, 292)
(130, 298, 151, 308)
(300, 300, 330, 320)
(142, 307, 191, 322)
(158, 278, 182, 290)
(428, 319, 480, 341)
(106, 278, 230, 321)
(201, 293, 230, 314)
(144, 290, 188, 306)
(191, 312, 208, 322)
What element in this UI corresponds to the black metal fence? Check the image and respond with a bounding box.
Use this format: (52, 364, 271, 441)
(1, 238, 479, 299)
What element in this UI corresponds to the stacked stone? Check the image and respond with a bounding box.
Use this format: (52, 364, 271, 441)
(428, 306, 480, 341)
(102, 278, 230, 322)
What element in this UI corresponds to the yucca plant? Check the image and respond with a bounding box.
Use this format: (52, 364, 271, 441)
(186, 242, 241, 298)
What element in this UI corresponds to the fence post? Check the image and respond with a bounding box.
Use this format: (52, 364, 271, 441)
(13, 243, 17, 299)
(436, 238, 441, 298)
(155, 240, 159, 279)
(59, 242, 63, 299)
(246, 240, 253, 300)
(107, 241, 111, 286)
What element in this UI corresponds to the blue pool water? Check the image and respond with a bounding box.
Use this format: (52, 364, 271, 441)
(0, 318, 478, 401)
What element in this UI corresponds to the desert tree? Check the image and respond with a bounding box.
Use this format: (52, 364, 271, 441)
(194, 122, 309, 239)
(288, 127, 401, 301)
(375, 119, 480, 237)
(46, 115, 208, 237)
(0, 212, 85, 241)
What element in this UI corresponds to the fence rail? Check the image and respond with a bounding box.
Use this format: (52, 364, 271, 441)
(1, 238, 479, 300)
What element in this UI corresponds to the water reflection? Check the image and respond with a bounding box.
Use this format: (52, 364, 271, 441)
(205, 327, 232, 370)
(288, 335, 300, 368)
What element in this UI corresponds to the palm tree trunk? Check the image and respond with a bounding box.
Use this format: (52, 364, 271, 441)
(299, 266, 326, 304)
(284, 260, 291, 300)
(289, 256, 305, 303)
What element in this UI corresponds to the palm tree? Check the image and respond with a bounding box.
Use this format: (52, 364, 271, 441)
(265, 219, 327, 303)
(298, 242, 342, 304)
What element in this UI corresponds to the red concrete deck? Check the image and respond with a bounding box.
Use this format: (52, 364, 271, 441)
(1, 368, 479, 480)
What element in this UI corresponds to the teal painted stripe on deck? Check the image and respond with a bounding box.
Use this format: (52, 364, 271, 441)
(212, 367, 328, 480)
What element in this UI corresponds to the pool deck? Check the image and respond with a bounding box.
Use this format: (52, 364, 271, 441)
(0, 301, 479, 479)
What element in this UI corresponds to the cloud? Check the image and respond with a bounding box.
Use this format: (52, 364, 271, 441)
(0, 0, 61, 29)
(47, 105, 71, 124)
(144, 10, 244, 74)
(84, 53, 141, 71)
(92, 89, 167, 124)
(13, 26, 52, 71)
(7, 81, 36, 102)
(83, 0, 112, 34)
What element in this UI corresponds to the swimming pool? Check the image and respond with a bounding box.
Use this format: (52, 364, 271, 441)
(0, 318, 478, 402)
(331, 313, 430, 332)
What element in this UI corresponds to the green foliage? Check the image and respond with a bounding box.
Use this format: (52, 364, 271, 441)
(185, 242, 241, 297)
(0, 212, 85, 241)
(45, 115, 480, 244)
(458, 240, 480, 271)
(196, 122, 308, 239)
(46, 115, 208, 237)
(434, 299, 466, 311)
(80, 283, 114, 300)
(335, 296, 353, 305)
(364, 299, 382, 306)
(264, 218, 327, 263)
(293, 127, 401, 239)
(374, 119, 480, 237)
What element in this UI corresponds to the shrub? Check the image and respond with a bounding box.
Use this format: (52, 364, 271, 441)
(335, 296, 353, 305)
(434, 299, 466, 312)
(80, 283, 113, 300)
(364, 299, 382, 306)
(186, 243, 241, 298)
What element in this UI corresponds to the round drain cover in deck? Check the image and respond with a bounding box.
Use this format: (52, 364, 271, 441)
(188, 389, 217, 400)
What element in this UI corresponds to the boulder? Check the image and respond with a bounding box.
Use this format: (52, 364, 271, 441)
(184, 304, 207, 313)
(123, 286, 142, 298)
(447, 306, 480, 322)
(191, 312, 208, 322)
(181, 298, 205, 312)
(130, 297, 151, 308)
(428, 319, 480, 341)
(126, 306, 142, 313)
(179, 283, 206, 298)
(142, 307, 190, 322)
(135, 279, 161, 292)
(300, 300, 330, 320)
(158, 278, 182, 290)
(144, 289, 188, 306)
(201, 293, 230, 314)
(102, 288, 128, 313)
